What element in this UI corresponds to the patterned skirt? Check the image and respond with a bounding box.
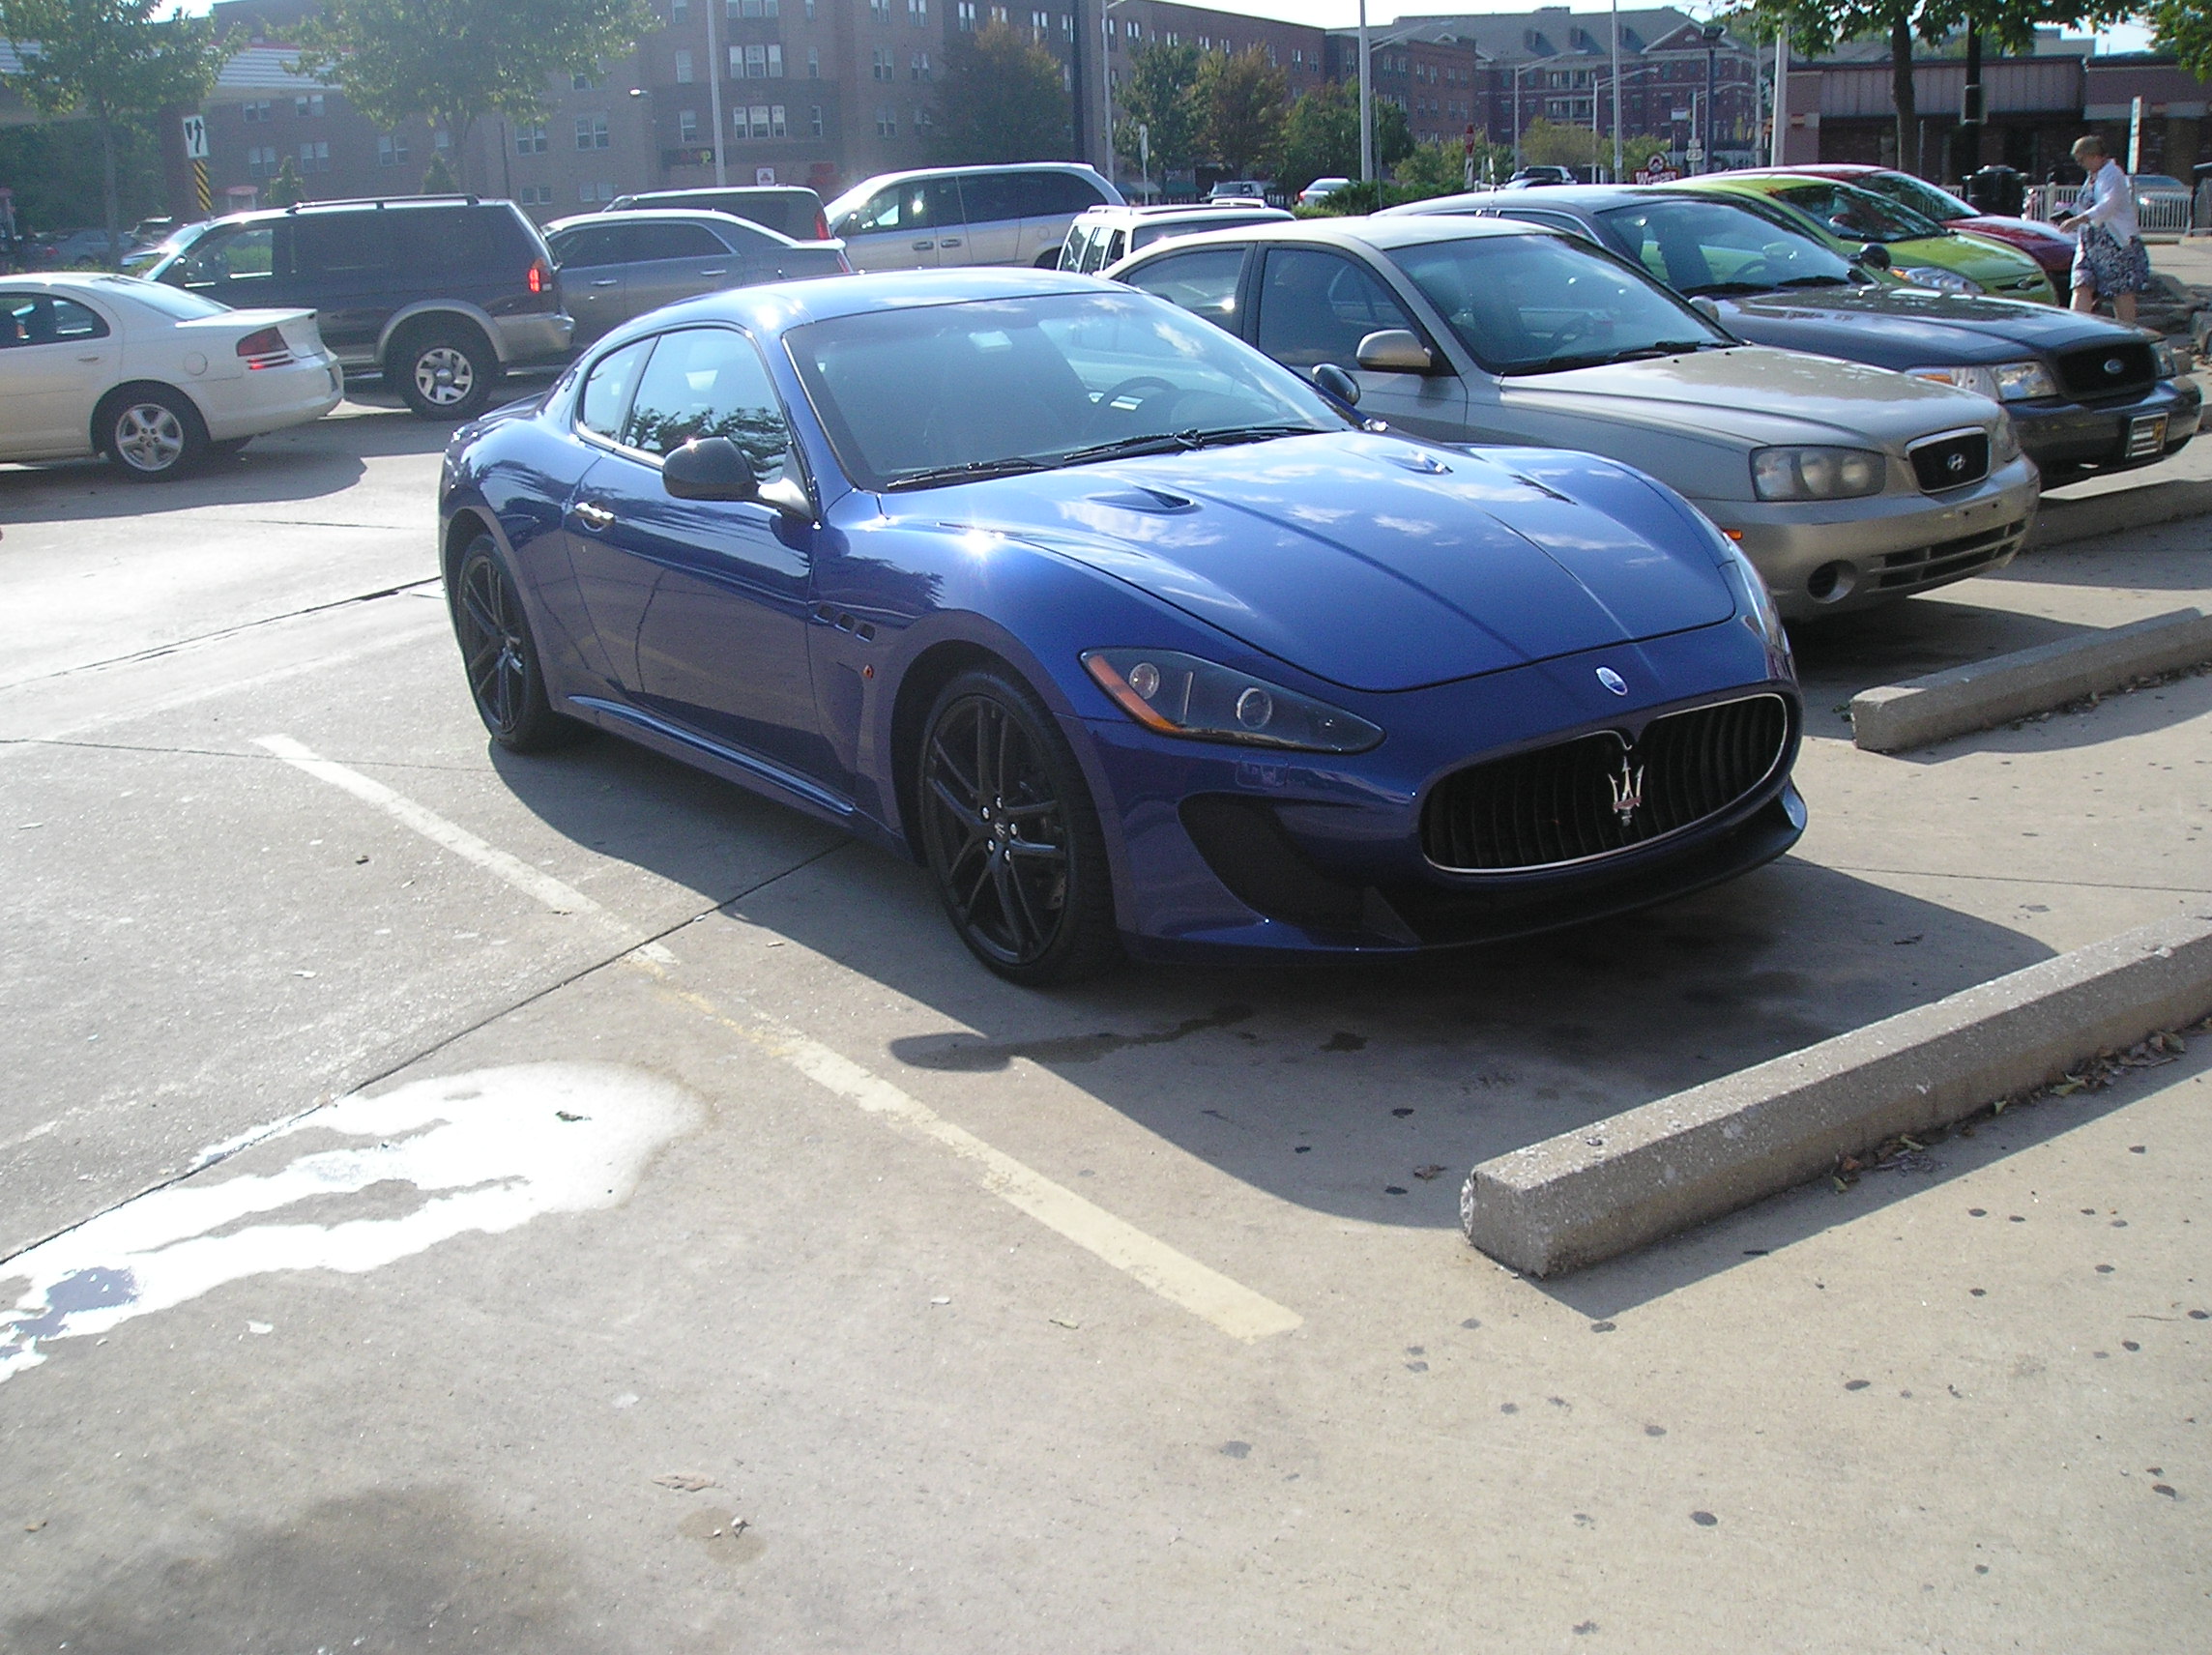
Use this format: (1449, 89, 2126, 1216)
(2073, 224, 2153, 296)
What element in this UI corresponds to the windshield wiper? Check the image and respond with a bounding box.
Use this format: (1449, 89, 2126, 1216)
(1504, 340, 1723, 375)
(1775, 275, 1851, 289)
(883, 454, 1055, 491)
(1054, 423, 1319, 467)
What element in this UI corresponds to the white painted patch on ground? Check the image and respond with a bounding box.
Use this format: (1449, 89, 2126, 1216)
(0, 1062, 700, 1383)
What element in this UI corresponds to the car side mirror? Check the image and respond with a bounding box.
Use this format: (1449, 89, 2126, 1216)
(662, 436, 758, 501)
(1856, 242, 1892, 271)
(1355, 329, 1435, 374)
(1311, 363, 1360, 406)
(1687, 296, 1721, 321)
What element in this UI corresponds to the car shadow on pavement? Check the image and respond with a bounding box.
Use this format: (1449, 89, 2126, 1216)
(488, 730, 2055, 1236)
(0, 441, 372, 520)
(1528, 1040, 2212, 1321)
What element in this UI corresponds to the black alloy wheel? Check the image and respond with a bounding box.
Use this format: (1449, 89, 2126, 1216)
(917, 669, 1121, 986)
(452, 534, 572, 752)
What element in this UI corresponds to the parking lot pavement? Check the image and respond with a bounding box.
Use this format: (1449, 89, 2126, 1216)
(4, 403, 2210, 1647)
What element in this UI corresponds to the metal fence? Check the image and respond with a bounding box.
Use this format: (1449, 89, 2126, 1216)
(2023, 182, 2203, 236)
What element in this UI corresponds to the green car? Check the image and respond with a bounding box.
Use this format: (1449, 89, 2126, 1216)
(1663, 173, 2057, 304)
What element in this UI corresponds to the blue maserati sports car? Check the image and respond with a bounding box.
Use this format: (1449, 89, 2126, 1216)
(438, 269, 1804, 983)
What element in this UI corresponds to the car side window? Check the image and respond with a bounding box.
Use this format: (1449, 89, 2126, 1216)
(175, 225, 277, 290)
(1074, 224, 1112, 275)
(1255, 247, 1419, 369)
(554, 225, 627, 269)
(958, 173, 1022, 226)
(0, 294, 110, 347)
(1497, 209, 1591, 242)
(1029, 172, 1104, 216)
(620, 327, 792, 480)
(626, 222, 731, 262)
(292, 214, 393, 276)
(854, 185, 912, 233)
(577, 337, 654, 440)
(1121, 247, 1246, 331)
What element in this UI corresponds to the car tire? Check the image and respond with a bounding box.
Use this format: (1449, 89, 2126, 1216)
(451, 533, 576, 752)
(917, 666, 1121, 986)
(392, 321, 497, 421)
(1032, 248, 1062, 269)
(98, 386, 207, 480)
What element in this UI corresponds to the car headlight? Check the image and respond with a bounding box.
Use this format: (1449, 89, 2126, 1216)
(1751, 446, 1886, 502)
(1992, 413, 2022, 468)
(1896, 265, 1984, 295)
(2150, 338, 2186, 379)
(1082, 649, 1382, 753)
(1906, 360, 2057, 401)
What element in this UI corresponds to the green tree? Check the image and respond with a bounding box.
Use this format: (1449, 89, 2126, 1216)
(421, 150, 456, 192)
(0, 0, 228, 257)
(931, 18, 1068, 163)
(1115, 39, 1202, 177)
(1276, 79, 1412, 194)
(266, 152, 306, 205)
(1520, 115, 1602, 172)
(1391, 135, 1479, 199)
(2142, 0, 2212, 82)
(1197, 46, 1287, 177)
(291, 0, 651, 191)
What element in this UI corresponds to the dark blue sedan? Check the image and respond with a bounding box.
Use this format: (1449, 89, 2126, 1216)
(439, 269, 1805, 983)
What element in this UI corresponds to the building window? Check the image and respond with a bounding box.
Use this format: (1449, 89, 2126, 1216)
(870, 0, 888, 19)
(670, 0, 687, 15)
(914, 104, 932, 133)
(872, 47, 891, 79)
(294, 92, 325, 117)
(516, 124, 548, 154)
(675, 47, 692, 82)
(572, 72, 596, 90)
(247, 144, 276, 178)
(242, 99, 271, 124)
(575, 113, 610, 149)
(376, 132, 409, 166)
(908, 0, 926, 19)
(678, 107, 699, 141)
(875, 104, 895, 136)
(807, 46, 820, 76)
(769, 44, 783, 74)
(770, 102, 786, 135)
(956, 0, 975, 28)
(803, 0, 813, 15)
(1291, 47, 1301, 66)
(809, 102, 824, 136)
(911, 49, 930, 78)
(298, 139, 330, 173)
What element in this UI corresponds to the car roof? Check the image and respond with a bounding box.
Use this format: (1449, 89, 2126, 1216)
(1121, 215, 1545, 256)
(1382, 185, 1654, 217)
(546, 207, 799, 246)
(605, 266, 1111, 342)
(828, 160, 1105, 204)
(1076, 201, 1284, 219)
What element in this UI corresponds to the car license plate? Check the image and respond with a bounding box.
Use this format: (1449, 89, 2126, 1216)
(2126, 414, 2168, 459)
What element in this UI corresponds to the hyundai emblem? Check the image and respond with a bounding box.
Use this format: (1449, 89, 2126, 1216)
(2104, 357, 2125, 376)
(1596, 666, 1628, 696)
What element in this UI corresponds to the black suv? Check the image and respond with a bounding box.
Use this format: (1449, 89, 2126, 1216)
(145, 196, 571, 420)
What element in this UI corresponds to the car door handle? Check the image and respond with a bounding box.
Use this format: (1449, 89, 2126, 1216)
(590, 278, 619, 287)
(937, 237, 961, 247)
(572, 500, 615, 531)
(911, 239, 934, 250)
(699, 267, 727, 276)
(78, 353, 103, 363)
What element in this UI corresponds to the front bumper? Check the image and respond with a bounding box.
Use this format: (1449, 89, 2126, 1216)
(1074, 622, 1804, 961)
(2012, 378, 2201, 479)
(1699, 455, 2041, 621)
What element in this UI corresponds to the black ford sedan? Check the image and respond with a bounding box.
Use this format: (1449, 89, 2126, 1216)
(1383, 186, 2199, 487)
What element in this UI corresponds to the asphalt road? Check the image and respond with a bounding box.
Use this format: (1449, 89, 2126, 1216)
(3, 399, 2208, 1651)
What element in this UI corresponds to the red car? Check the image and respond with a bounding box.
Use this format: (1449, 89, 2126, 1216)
(1771, 163, 2076, 283)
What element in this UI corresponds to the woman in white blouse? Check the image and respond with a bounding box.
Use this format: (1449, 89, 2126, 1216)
(2054, 133, 2150, 324)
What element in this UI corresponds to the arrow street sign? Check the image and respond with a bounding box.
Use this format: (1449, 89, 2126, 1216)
(181, 114, 209, 160)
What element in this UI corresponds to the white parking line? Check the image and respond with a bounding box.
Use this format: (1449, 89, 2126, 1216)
(256, 731, 1301, 1342)
(643, 966, 1304, 1343)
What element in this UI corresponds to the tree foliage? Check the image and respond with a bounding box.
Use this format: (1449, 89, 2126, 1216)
(267, 153, 306, 205)
(1114, 39, 1202, 175)
(1197, 46, 1287, 176)
(421, 150, 457, 192)
(2143, 0, 2212, 83)
(0, 0, 228, 249)
(931, 18, 1069, 163)
(1275, 78, 1412, 194)
(291, 0, 651, 187)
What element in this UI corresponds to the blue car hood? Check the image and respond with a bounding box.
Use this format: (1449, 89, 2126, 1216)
(916, 433, 1734, 692)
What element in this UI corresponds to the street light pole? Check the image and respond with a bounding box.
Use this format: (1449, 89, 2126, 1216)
(1358, 0, 1372, 185)
(1701, 21, 1722, 174)
(1610, 0, 1621, 184)
(705, 0, 727, 186)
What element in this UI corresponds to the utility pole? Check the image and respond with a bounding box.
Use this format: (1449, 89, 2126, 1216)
(1701, 21, 1722, 174)
(1771, 23, 1787, 165)
(1957, 18, 1983, 184)
(1610, 0, 1621, 185)
(1358, 0, 1373, 184)
(705, 0, 727, 186)
(1070, 0, 1091, 166)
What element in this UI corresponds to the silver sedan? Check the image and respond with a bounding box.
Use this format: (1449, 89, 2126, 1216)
(544, 210, 850, 346)
(1111, 216, 2039, 620)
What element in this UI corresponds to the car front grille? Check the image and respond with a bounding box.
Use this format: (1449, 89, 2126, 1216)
(1420, 694, 1791, 873)
(1873, 519, 2025, 592)
(1908, 429, 1992, 492)
(2053, 340, 2156, 400)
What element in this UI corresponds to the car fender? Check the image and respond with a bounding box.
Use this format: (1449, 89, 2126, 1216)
(377, 300, 505, 364)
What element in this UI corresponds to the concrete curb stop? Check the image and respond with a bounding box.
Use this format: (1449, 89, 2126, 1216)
(1849, 606, 2212, 753)
(1459, 912, 2212, 1278)
(2028, 477, 2212, 550)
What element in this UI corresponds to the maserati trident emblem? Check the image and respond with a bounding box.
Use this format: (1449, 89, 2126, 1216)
(1595, 666, 1628, 696)
(1608, 755, 1645, 828)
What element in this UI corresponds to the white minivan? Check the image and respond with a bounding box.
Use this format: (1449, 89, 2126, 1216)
(826, 163, 1121, 273)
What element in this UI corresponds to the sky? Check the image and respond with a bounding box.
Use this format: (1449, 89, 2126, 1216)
(164, 0, 2158, 53)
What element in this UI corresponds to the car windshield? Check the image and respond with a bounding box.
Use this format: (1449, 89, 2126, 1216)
(1769, 182, 1947, 244)
(1384, 231, 1732, 375)
(95, 275, 229, 318)
(786, 290, 1346, 492)
(1596, 197, 1854, 296)
(1860, 172, 1975, 222)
